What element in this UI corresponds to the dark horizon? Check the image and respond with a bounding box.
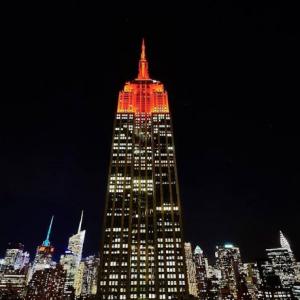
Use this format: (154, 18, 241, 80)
(1, 8, 299, 263)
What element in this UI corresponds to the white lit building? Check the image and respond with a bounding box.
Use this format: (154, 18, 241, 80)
(265, 248, 296, 288)
(60, 211, 86, 295)
(2, 243, 30, 270)
(184, 243, 198, 297)
(215, 243, 243, 299)
(80, 255, 100, 299)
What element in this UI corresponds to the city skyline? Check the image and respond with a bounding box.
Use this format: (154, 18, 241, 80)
(1, 10, 300, 265)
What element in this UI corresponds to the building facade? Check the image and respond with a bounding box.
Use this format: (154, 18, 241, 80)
(0, 268, 27, 299)
(60, 211, 86, 295)
(193, 245, 209, 299)
(75, 255, 100, 299)
(265, 248, 296, 288)
(26, 264, 67, 300)
(3, 243, 29, 271)
(184, 243, 198, 297)
(30, 216, 55, 280)
(215, 244, 243, 299)
(98, 40, 187, 300)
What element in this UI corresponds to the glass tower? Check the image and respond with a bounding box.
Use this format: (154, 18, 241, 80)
(98, 40, 187, 300)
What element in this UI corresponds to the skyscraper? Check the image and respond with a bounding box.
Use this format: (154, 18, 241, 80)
(98, 40, 187, 300)
(30, 216, 55, 280)
(265, 248, 296, 288)
(26, 264, 67, 300)
(0, 268, 27, 299)
(184, 243, 198, 297)
(215, 244, 243, 299)
(193, 245, 209, 299)
(67, 211, 86, 265)
(3, 243, 30, 271)
(60, 211, 86, 295)
(75, 255, 100, 299)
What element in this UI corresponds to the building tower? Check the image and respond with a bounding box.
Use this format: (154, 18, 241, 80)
(98, 40, 187, 300)
(194, 245, 209, 299)
(30, 216, 55, 279)
(26, 264, 66, 300)
(184, 243, 198, 297)
(3, 243, 30, 271)
(60, 211, 86, 294)
(215, 244, 243, 299)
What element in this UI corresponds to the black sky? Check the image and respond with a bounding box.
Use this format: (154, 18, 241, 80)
(1, 5, 299, 262)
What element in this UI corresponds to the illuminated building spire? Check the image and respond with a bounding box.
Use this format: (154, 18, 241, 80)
(78, 210, 84, 234)
(137, 39, 150, 80)
(43, 216, 54, 247)
(280, 230, 292, 252)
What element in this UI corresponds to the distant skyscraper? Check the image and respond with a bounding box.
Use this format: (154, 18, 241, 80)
(215, 244, 243, 299)
(280, 231, 292, 253)
(30, 216, 55, 279)
(98, 40, 187, 300)
(265, 248, 296, 288)
(184, 243, 198, 297)
(67, 211, 85, 265)
(241, 263, 260, 299)
(3, 243, 29, 271)
(194, 245, 209, 299)
(74, 261, 85, 298)
(0, 268, 27, 299)
(60, 211, 86, 295)
(75, 255, 100, 299)
(257, 266, 294, 300)
(26, 264, 67, 300)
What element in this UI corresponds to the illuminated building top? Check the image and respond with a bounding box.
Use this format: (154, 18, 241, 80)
(280, 230, 292, 253)
(117, 40, 169, 114)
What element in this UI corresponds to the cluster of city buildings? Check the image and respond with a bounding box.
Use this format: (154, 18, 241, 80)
(1, 42, 299, 300)
(184, 231, 300, 299)
(0, 212, 99, 299)
(0, 226, 299, 299)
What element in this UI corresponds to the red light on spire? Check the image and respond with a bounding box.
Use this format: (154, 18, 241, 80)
(137, 39, 150, 80)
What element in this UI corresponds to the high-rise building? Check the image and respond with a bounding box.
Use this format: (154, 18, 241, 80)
(241, 263, 260, 299)
(193, 245, 208, 298)
(60, 211, 86, 294)
(67, 211, 86, 265)
(265, 248, 296, 288)
(26, 264, 67, 300)
(74, 261, 85, 298)
(0, 268, 27, 299)
(215, 244, 243, 299)
(75, 255, 100, 299)
(184, 243, 198, 297)
(257, 269, 294, 300)
(2, 243, 30, 271)
(30, 216, 55, 280)
(98, 40, 187, 300)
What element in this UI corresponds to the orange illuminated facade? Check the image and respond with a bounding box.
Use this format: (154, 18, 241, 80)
(117, 40, 169, 115)
(98, 41, 187, 300)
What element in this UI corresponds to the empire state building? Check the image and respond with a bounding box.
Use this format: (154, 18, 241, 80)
(98, 41, 188, 300)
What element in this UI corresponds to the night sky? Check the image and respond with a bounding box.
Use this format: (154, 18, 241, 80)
(1, 6, 299, 263)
